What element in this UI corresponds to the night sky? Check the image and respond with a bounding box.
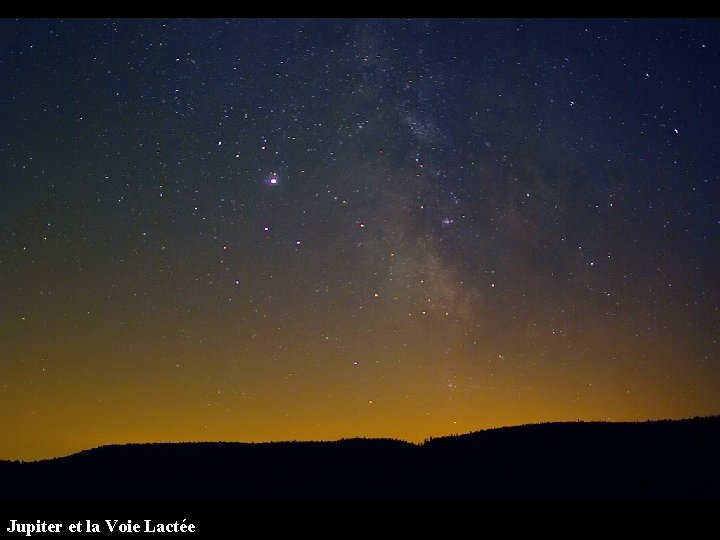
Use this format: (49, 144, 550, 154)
(2, 18, 719, 461)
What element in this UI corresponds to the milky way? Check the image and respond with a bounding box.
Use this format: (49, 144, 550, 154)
(1, 19, 718, 460)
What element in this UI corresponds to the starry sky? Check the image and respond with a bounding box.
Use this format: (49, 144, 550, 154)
(1, 18, 719, 460)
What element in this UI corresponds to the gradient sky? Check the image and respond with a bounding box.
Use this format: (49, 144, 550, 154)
(1, 18, 719, 460)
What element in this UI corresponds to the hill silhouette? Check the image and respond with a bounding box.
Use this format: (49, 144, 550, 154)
(1, 417, 719, 500)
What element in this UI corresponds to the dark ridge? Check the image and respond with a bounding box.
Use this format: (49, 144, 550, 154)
(1, 417, 719, 500)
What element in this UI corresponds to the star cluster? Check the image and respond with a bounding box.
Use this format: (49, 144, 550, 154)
(1, 19, 718, 460)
